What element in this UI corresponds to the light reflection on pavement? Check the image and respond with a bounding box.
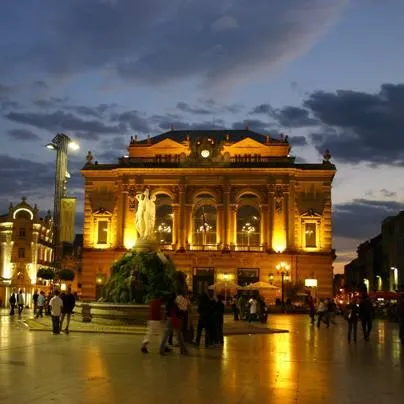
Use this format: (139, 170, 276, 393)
(0, 310, 403, 404)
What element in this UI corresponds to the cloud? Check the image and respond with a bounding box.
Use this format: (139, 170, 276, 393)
(5, 110, 123, 139)
(176, 100, 242, 115)
(0, 1, 347, 88)
(111, 110, 149, 133)
(250, 104, 272, 115)
(333, 199, 404, 240)
(7, 128, 41, 141)
(270, 106, 318, 128)
(380, 189, 397, 198)
(303, 83, 404, 165)
(289, 136, 308, 147)
(210, 16, 239, 33)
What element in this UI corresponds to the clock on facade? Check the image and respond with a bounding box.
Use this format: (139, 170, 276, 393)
(200, 149, 210, 158)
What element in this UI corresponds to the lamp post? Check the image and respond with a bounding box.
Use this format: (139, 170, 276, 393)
(45, 133, 79, 271)
(276, 262, 289, 312)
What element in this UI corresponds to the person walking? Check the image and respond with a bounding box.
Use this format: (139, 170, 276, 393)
(317, 299, 329, 328)
(160, 293, 188, 355)
(141, 293, 163, 353)
(32, 289, 39, 315)
(17, 289, 25, 316)
(195, 292, 212, 347)
(345, 298, 360, 343)
(60, 287, 76, 334)
(307, 293, 316, 325)
(359, 293, 373, 341)
(35, 291, 45, 318)
(49, 290, 63, 335)
(231, 296, 240, 321)
(215, 295, 225, 345)
(9, 290, 17, 316)
(248, 295, 258, 323)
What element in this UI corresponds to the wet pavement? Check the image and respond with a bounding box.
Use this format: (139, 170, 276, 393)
(0, 310, 403, 404)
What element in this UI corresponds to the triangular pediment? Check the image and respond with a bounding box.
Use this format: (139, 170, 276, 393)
(227, 137, 267, 149)
(301, 209, 321, 218)
(148, 138, 187, 150)
(93, 208, 112, 216)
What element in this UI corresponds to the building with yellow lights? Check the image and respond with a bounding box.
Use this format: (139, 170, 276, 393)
(0, 198, 54, 306)
(81, 129, 336, 300)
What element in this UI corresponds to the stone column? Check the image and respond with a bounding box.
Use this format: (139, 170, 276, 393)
(272, 185, 287, 252)
(178, 184, 186, 251)
(322, 184, 332, 251)
(216, 204, 224, 247)
(119, 183, 127, 248)
(267, 186, 274, 251)
(185, 204, 193, 247)
(230, 204, 238, 247)
(260, 204, 268, 249)
(287, 180, 296, 250)
(223, 184, 231, 250)
(172, 204, 180, 248)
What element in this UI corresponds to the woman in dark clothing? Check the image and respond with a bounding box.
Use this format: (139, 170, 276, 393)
(345, 298, 360, 343)
(195, 292, 213, 347)
(359, 294, 373, 341)
(215, 295, 225, 345)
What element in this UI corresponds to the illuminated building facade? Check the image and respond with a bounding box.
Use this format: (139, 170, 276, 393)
(81, 130, 336, 299)
(0, 198, 53, 306)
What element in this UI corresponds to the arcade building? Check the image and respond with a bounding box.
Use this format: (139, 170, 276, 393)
(81, 129, 336, 300)
(0, 198, 54, 306)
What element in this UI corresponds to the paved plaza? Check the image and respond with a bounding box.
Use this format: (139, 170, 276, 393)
(0, 312, 403, 404)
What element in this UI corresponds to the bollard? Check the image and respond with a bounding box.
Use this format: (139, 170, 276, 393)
(81, 303, 92, 323)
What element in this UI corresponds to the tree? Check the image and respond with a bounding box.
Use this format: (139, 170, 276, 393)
(57, 269, 75, 281)
(37, 267, 55, 280)
(103, 250, 179, 304)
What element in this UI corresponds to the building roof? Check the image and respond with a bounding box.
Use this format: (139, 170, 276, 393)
(137, 129, 284, 145)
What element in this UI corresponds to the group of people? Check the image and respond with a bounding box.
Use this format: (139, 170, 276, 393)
(8, 287, 76, 335)
(231, 294, 268, 323)
(141, 290, 225, 356)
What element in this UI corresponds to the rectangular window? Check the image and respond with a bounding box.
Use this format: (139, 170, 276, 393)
(305, 223, 317, 248)
(97, 221, 108, 244)
(19, 228, 26, 237)
(18, 248, 25, 258)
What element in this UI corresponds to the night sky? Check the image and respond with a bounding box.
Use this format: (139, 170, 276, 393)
(1, 0, 404, 273)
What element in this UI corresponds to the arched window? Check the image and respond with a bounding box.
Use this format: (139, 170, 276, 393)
(236, 195, 261, 249)
(155, 194, 173, 245)
(193, 205, 217, 247)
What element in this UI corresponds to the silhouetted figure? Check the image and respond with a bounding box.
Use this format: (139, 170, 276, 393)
(345, 298, 360, 343)
(359, 294, 373, 341)
(195, 292, 213, 347)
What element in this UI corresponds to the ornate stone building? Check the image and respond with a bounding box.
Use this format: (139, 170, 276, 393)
(0, 198, 53, 306)
(81, 129, 336, 299)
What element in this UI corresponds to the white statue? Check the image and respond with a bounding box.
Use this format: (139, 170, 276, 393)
(135, 192, 146, 238)
(135, 189, 156, 240)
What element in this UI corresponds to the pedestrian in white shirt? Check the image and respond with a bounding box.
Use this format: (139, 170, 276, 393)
(49, 290, 63, 334)
(248, 296, 258, 323)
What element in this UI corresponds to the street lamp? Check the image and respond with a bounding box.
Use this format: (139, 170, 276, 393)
(276, 261, 290, 311)
(268, 273, 274, 284)
(45, 133, 79, 271)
